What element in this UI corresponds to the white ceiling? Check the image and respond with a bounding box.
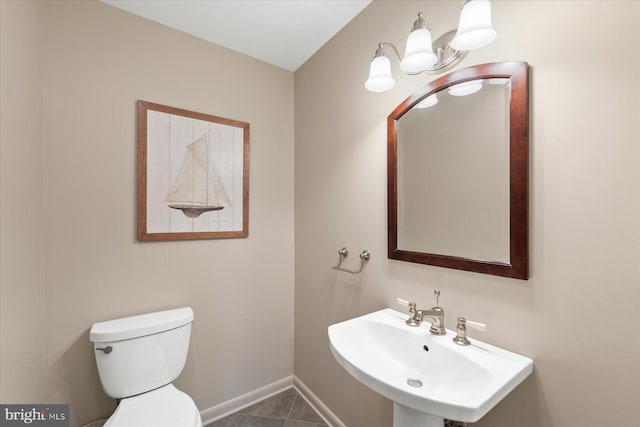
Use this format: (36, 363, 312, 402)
(101, 0, 372, 71)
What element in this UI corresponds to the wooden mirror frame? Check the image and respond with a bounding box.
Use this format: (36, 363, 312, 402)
(387, 62, 529, 279)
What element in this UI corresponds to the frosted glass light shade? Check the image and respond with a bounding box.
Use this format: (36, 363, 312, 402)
(365, 55, 395, 92)
(448, 80, 483, 96)
(400, 28, 436, 73)
(451, 0, 497, 51)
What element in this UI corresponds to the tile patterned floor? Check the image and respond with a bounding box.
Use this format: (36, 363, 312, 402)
(209, 388, 328, 427)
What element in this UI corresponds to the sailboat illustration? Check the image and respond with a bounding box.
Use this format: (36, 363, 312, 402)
(165, 133, 231, 218)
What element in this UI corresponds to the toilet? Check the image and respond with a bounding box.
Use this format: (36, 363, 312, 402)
(90, 307, 202, 427)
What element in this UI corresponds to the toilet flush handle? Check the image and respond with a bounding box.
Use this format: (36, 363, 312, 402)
(95, 346, 113, 354)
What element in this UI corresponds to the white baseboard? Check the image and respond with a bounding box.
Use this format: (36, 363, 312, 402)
(200, 375, 294, 425)
(293, 376, 346, 427)
(199, 375, 346, 427)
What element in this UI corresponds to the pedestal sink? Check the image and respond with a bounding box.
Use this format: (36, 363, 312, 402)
(328, 308, 533, 427)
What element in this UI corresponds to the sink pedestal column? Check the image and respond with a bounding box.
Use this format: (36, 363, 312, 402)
(393, 403, 444, 427)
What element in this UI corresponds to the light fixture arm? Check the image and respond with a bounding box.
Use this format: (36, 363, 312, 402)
(374, 32, 466, 77)
(377, 43, 401, 62)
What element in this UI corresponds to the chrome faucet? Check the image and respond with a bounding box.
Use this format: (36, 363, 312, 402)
(398, 290, 446, 335)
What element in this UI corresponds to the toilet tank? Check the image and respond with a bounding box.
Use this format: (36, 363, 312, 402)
(90, 307, 194, 399)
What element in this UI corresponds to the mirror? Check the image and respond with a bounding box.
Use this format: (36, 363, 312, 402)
(387, 62, 528, 279)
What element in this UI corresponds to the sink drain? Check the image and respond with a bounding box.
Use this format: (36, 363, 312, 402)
(407, 378, 423, 388)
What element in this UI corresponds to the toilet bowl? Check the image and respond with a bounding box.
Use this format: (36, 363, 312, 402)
(104, 384, 201, 427)
(90, 307, 202, 427)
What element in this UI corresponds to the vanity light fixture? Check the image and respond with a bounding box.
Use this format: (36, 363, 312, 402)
(365, 0, 496, 93)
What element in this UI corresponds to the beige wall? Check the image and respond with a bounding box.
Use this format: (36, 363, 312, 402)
(3, 1, 640, 426)
(0, 0, 47, 403)
(1, 1, 294, 426)
(294, 1, 640, 427)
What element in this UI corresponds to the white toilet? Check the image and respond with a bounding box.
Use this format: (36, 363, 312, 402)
(90, 307, 203, 427)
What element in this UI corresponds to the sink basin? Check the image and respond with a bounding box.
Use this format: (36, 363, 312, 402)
(328, 308, 533, 426)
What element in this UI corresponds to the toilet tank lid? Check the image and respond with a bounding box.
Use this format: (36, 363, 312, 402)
(90, 307, 193, 343)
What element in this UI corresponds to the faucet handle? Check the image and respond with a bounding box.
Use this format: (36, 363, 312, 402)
(466, 320, 487, 332)
(396, 298, 420, 327)
(433, 289, 440, 308)
(453, 317, 486, 346)
(396, 298, 412, 307)
(396, 298, 417, 312)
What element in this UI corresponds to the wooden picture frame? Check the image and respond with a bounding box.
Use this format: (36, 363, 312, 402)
(137, 101, 249, 241)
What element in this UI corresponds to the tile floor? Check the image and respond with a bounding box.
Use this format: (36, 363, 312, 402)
(209, 388, 328, 427)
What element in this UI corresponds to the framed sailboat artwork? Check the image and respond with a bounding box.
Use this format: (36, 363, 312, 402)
(137, 101, 249, 241)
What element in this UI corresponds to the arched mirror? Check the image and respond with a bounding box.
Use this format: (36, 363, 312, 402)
(387, 62, 528, 279)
